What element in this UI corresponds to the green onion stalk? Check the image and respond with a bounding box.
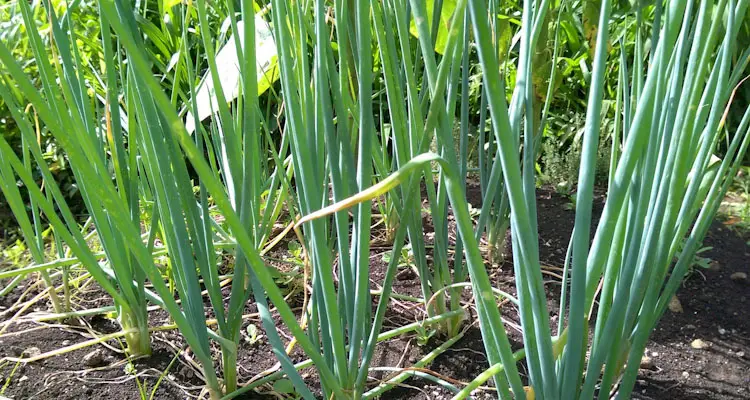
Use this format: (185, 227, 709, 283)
(0, 112, 66, 314)
(374, 0, 488, 337)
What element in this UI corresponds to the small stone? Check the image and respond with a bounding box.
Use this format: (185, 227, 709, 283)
(684, 324, 697, 330)
(640, 356, 656, 370)
(651, 352, 659, 357)
(718, 327, 727, 335)
(82, 349, 105, 367)
(709, 261, 721, 271)
(691, 339, 709, 349)
(730, 272, 747, 281)
(22, 347, 41, 358)
(668, 295, 684, 313)
(178, 366, 194, 379)
(61, 340, 70, 346)
(682, 371, 689, 379)
(19, 375, 28, 383)
(737, 351, 745, 358)
(396, 268, 417, 281)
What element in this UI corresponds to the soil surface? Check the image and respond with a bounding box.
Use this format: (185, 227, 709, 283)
(1, 186, 748, 399)
(632, 218, 750, 400)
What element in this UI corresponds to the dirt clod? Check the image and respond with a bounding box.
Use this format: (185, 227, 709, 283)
(396, 267, 417, 281)
(22, 347, 41, 358)
(690, 338, 709, 349)
(668, 295, 683, 313)
(730, 271, 747, 281)
(82, 349, 106, 367)
(640, 355, 656, 370)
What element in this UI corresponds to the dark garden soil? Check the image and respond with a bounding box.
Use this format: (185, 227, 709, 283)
(1, 186, 748, 400)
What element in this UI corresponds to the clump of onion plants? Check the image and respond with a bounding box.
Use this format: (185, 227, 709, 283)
(1, 0, 748, 399)
(464, 0, 750, 398)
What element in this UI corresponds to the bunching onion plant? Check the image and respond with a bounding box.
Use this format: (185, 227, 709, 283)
(0, 0, 749, 399)
(0, 0, 297, 397)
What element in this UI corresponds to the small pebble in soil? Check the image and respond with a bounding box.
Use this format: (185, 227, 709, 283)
(668, 295, 684, 313)
(718, 327, 727, 335)
(640, 355, 656, 370)
(396, 268, 417, 281)
(178, 365, 194, 379)
(691, 338, 709, 349)
(82, 349, 106, 367)
(730, 271, 747, 281)
(22, 347, 41, 358)
(682, 371, 689, 379)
